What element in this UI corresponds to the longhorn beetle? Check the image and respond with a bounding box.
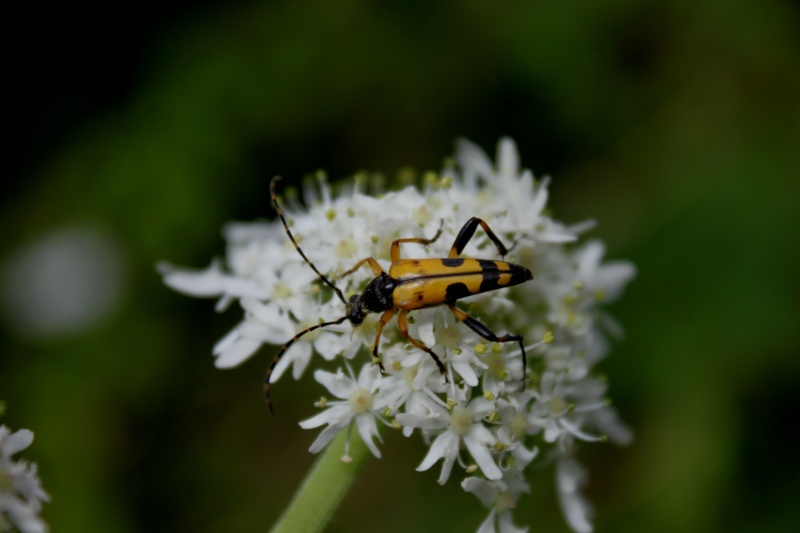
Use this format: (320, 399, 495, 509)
(265, 176, 533, 414)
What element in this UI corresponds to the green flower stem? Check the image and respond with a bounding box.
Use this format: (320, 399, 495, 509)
(270, 429, 371, 533)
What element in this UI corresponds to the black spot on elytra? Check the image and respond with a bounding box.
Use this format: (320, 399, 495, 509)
(479, 270, 501, 293)
(442, 258, 464, 267)
(477, 259, 497, 270)
(445, 282, 472, 303)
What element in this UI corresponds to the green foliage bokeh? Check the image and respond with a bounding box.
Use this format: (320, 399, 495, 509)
(2, 1, 799, 531)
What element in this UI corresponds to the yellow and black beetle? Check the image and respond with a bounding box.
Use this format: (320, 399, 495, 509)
(266, 176, 533, 413)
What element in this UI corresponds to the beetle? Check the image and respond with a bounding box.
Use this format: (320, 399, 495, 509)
(265, 176, 533, 413)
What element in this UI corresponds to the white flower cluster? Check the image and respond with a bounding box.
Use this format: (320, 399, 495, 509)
(162, 138, 635, 533)
(0, 425, 49, 533)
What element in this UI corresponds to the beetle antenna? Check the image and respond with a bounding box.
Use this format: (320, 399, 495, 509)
(271, 176, 347, 305)
(264, 315, 349, 414)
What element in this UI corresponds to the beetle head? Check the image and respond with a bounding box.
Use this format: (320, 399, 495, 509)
(346, 294, 366, 325)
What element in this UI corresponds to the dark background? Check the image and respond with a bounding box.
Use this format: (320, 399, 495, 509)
(2, 1, 799, 531)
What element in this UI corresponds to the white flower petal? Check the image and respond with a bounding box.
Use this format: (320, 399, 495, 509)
(239, 318, 293, 345)
(464, 430, 502, 480)
(417, 316, 436, 347)
(268, 342, 304, 382)
(544, 421, 563, 443)
(576, 240, 605, 280)
(314, 332, 353, 360)
(356, 363, 381, 391)
(512, 444, 539, 470)
(395, 412, 449, 431)
(596, 262, 637, 302)
(289, 343, 314, 380)
(561, 418, 603, 442)
(0, 426, 49, 533)
(476, 510, 498, 533)
(307, 421, 349, 454)
(313, 369, 354, 399)
(461, 477, 499, 506)
(0, 495, 49, 533)
(497, 137, 519, 177)
(221, 277, 271, 299)
(436, 449, 458, 485)
(455, 138, 493, 186)
(211, 323, 243, 355)
(355, 414, 382, 458)
(298, 404, 351, 429)
(0, 428, 33, 457)
(452, 358, 479, 386)
(159, 261, 226, 296)
(559, 491, 594, 533)
(591, 407, 634, 446)
(213, 336, 262, 368)
(342, 336, 362, 359)
(468, 397, 495, 419)
(416, 430, 458, 474)
(556, 458, 594, 533)
(498, 511, 528, 533)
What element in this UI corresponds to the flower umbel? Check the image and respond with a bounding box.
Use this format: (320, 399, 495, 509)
(0, 424, 50, 533)
(162, 137, 635, 532)
(299, 364, 386, 460)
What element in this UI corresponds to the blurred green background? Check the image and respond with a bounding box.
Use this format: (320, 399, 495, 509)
(2, 1, 799, 531)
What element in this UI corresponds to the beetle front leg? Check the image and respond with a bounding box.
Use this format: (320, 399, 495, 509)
(390, 220, 444, 262)
(339, 257, 384, 278)
(370, 308, 397, 373)
(397, 309, 448, 380)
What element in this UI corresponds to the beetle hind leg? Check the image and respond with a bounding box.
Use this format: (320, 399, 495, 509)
(448, 305, 527, 381)
(449, 217, 509, 258)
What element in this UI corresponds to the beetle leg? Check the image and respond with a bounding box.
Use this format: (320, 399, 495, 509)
(371, 308, 397, 373)
(390, 220, 444, 262)
(339, 257, 384, 278)
(448, 305, 527, 382)
(397, 309, 448, 380)
(448, 217, 509, 259)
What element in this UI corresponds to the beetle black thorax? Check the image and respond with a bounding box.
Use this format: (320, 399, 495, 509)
(360, 272, 395, 313)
